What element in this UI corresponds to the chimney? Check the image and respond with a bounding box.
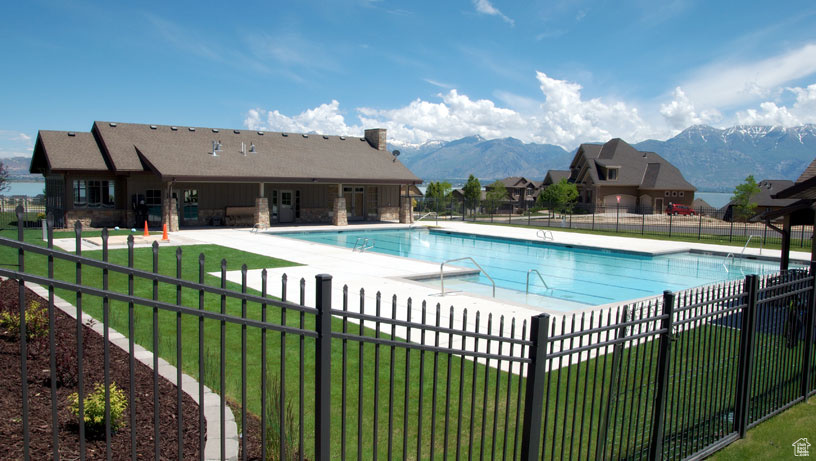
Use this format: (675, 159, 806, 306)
(364, 128, 387, 151)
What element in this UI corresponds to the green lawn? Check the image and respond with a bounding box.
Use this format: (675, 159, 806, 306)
(711, 396, 816, 460)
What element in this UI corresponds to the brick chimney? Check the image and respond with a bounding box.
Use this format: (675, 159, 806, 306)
(364, 128, 387, 151)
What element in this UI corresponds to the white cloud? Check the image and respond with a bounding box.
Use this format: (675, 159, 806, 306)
(735, 83, 816, 126)
(245, 100, 362, 136)
(659, 87, 721, 130)
(472, 0, 514, 26)
(680, 43, 816, 109)
(0, 130, 35, 158)
(244, 73, 657, 149)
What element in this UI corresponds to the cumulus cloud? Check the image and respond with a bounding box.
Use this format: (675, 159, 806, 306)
(245, 100, 362, 136)
(472, 0, 514, 26)
(659, 87, 721, 130)
(735, 83, 816, 126)
(244, 73, 655, 149)
(0, 130, 35, 158)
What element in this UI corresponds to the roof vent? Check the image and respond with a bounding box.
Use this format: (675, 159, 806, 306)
(257, 131, 264, 135)
(282, 133, 288, 137)
(189, 127, 196, 131)
(109, 122, 117, 127)
(150, 125, 157, 130)
(211, 140, 222, 156)
(339, 136, 346, 140)
(67, 132, 76, 137)
(171, 126, 178, 131)
(249, 143, 256, 153)
(322, 135, 329, 139)
(233, 130, 241, 134)
(302, 134, 308, 138)
(212, 128, 219, 133)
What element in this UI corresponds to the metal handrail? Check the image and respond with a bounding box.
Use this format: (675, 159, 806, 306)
(536, 229, 554, 241)
(723, 253, 735, 273)
(723, 235, 757, 272)
(440, 257, 496, 297)
(352, 237, 375, 252)
(352, 237, 365, 251)
(526, 269, 549, 293)
(410, 212, 436, 229)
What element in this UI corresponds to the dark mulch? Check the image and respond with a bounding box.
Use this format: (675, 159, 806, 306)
(0, 279, 204, 460)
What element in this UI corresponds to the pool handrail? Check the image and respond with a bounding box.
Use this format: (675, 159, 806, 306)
(723, 235, 758, 272)
(526, 269, 549, 293)
(536, 229, 554, 241)
(410, 211, 437, 229)
(440, 257, 495, 297)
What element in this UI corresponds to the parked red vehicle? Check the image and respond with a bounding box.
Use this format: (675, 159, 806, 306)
(665, 203, 697, 216)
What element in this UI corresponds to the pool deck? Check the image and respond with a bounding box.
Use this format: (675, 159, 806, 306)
(166, 221, 809, 354)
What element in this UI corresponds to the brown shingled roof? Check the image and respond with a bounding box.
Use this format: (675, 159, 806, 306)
(33, 121, 421, 184)
(30, 131, 109, 173)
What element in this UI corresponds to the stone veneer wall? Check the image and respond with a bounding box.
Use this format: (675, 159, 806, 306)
(299, 207, 331, 223)
(254, 198, 270, 228)
(378, 206, 399, 222)
(65, 209, 125, 229)
(332, 197, 348, 226)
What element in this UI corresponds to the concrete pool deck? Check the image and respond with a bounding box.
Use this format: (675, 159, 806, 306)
(166, 221, 809, 354)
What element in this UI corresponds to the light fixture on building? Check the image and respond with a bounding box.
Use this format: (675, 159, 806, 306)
(392, 149, 400, 162)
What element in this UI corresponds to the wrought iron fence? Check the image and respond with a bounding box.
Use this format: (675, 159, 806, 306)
(3, 206, 815, 460)
(414, 197, 813, 250)
(0, 196, 46, 229)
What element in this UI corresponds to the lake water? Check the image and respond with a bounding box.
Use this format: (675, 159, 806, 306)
(695, 192, 732, 209)
(3, 181, 45, 197)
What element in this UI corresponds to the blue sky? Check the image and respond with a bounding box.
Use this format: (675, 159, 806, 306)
(2, 0, 816, 157)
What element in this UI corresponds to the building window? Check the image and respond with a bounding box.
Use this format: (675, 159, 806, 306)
(664, 191, 671, 197)
(295, 190, 301, 218)
(671, 191, 678, 197)
(367, 186, 378, 217)
(607, 168, 618, 180)
(73, 179, 115, 207)
(271, 190, 278, 219)
(679, 191, 684, 197)
(145, 189, 161, 206)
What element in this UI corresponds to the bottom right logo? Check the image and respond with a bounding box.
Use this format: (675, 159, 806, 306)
(793, 438, 811, 457)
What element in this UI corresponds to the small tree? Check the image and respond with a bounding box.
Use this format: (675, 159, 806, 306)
(538, 178, 578, 215)
(485, 180, 508, 214)
(462, 175, 481, 216)
(425, 181, 452, 213)
(0, 161, 8, 194)
(731, 175, 761, 221)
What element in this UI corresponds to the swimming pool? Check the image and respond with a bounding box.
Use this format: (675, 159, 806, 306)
(275, 229, 792, 308)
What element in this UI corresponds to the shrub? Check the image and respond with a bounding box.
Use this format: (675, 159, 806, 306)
(69, 382, 128, 435)
(0, 301, 48, 340)
(36, 212, 46, 221)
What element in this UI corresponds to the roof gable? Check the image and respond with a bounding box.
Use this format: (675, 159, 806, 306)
(32, 130, 109, 173)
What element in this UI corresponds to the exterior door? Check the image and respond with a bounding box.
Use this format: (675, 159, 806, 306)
(343, 186, 365, 220)
(280, 190, 294, 223)
(182, 189, 198, 225)
(655, 197, 664, 214)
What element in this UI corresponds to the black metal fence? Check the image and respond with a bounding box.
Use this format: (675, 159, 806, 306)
(3, 206, 815, 460)
(415, 197, 813, 250)
(0, 196, 46, 229)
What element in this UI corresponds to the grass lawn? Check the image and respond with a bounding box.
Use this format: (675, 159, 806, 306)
(711, 396, 816, 460)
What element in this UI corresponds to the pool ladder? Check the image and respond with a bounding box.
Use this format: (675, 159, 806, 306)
(526, 269, 549, 294)
(352, 237, 375, 252)
(536, 229, 554, 241)
(723, 235, 760, 273)
(440, 257, 496, 297)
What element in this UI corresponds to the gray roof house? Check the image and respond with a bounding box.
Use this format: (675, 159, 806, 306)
(723, 179, 797, 221)
(568, 138, 696, 212)
(30, 121, 420, 230)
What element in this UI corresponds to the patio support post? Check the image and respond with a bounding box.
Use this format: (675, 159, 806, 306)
(333, 183, 348, 226)
(399, 185, 413, 224)
(162, 181, 179, 232)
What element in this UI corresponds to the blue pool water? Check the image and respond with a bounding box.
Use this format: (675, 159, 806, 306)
(276, 229, 792, 307)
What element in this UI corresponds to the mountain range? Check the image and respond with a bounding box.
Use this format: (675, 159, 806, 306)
(393, 124, 816, 190)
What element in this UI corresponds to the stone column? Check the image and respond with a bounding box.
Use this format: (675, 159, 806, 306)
(399, 185, 413, 224)
(163, 197, 179, 232)
(254, 197, 270, 229)
(333, 197, 348, 226)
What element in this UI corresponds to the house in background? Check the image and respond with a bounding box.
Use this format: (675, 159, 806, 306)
(541, 170, 570, 188)
(484, 176, 539, 212)
(722, 179, 797, 221)
(568, 138, 696, 213)
(30, 121, 420, 230)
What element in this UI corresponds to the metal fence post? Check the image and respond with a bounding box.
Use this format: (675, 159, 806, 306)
(668, 213, 672, 238)
(734, 274, 759, 437)
(649, 291, 676, 460)
(520, 313, 551, 461)
(315, 274, 333, 460)
(16, 206, 30, 461)
(801, 264, 816, 398)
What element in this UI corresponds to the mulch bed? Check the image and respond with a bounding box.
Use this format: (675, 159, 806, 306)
(0, 279, 204, 460)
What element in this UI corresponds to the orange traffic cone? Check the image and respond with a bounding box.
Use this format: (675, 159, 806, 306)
(162, 223, 169, 241)
(143, 221, 149, 237)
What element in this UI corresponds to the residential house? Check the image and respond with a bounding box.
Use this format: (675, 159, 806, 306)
(568, 138, 696, 213)
(30, 121, 421, 230)
(722, 179, 797, 221)
(484, 176, 539, 212)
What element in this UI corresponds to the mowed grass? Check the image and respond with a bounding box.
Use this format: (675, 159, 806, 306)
(2, 228, 811, 459)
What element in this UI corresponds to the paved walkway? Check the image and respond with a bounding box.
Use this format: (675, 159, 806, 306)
(166, 222, 808, 365)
